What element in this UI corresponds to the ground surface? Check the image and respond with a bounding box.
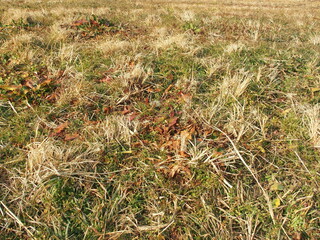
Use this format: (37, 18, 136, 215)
(0, 0, 320, 239)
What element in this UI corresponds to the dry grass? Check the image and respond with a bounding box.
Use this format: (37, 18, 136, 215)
(0, 0, 320, 239)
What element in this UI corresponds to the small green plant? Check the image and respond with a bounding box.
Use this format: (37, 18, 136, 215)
(183, 21, 202, 33)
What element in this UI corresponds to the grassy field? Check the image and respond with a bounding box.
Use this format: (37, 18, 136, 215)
(0, 0, 319, 239)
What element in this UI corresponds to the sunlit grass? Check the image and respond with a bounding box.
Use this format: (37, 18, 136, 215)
(0, 0, 319, 239)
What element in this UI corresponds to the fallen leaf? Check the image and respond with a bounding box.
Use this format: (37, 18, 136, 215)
(39, 79, 53, 87)
(103, 106, 112, 114)
(167, 74, 174, 81)
(169, 163, 191, 178)
(20, 72, 29, 78)
(84, 120, 100, 125)
(146, 88, 161, 93)
(270, 182, 285, 191)
(128, 60, 135, 68)
(273, 198, 281, 207)
(181, 129, 193, 141)
(163, 84, 174, 97)
(57, 70, 65, 78)
(98, 76, 112, 83)
(180, 129, 193, 152)
(168, 117, 178, 128)
(179, 151, 189, 158)
(292, 232, 301, 240)
(90, 20, 99, 26)
(128, 112, 138, 121)
(161, 126, 170, 135)
(311, 87, 320, 93)
(72, 19, 89, 26)
(169, 110, 175, 118)
(64, 133, 79, 141)
(24, 79, 36, 89)
(161, 139, 180, 151)
(122, 106, 131, 115)
(179, 92, 192, 103)
(51, 121, 68, 136)
(46, 92, 58, 101)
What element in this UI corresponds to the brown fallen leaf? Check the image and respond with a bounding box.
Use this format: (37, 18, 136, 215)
(90, 20, 99, 26)
(180, 92, 192, 103)
(39, 79, 53, 87)
(24, 79, 36, 89)
(50, 121, 68, 136)
(168, 117, 178, 128)
(57, 70, 65, 79)
(146, 88, 161, 93)
(161, 139, 180, 151)
(84, 120, 100, 125)
(292, 232, 301, 240)
(64, 133, 79, 141)
(163, 126, 170, 135)
(103, 106, 112, 114)
(180, 129, 193, 152)
(72, 19, 89, 26)
(169, 163, 191, 178)
(46, 92, 58, 101)
(128, 112, 138, 121)
(128, 60, 135, 68)
(98, 76, 112, 83)
(167, 74, 174, 81)
(162, 84, 174, 97)
(180, 129, 193, 141)
(122, 106, 131, 115)
(179, 151, 190, 158)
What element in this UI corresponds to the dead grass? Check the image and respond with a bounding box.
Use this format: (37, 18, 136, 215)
(0, 0, 319, 239)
